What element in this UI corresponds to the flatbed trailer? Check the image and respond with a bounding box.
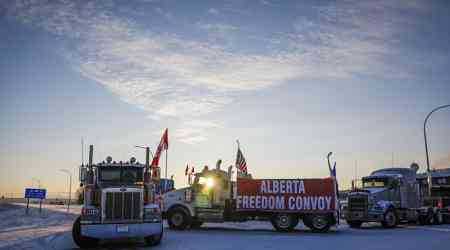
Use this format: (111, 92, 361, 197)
(163, 167, 339, 233)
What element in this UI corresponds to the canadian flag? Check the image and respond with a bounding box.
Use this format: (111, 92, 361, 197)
(151, 129, 168, 176)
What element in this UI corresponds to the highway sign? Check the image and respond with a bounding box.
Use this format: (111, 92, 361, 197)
(24, 188, 47, 199)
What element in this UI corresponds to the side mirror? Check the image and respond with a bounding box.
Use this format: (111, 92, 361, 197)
(79, 167, 87, 182)
(389, 180, 398, 189)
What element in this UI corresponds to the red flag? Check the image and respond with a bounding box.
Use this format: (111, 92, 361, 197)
(151, 128, 169, 167)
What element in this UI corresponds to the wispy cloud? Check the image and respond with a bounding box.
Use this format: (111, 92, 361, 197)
(207, 8, 219, 15)
(5, 0, 417, 143)
(173, 120, 222, 144)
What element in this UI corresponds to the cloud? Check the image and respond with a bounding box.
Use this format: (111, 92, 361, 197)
(260, 0, 277, 6)
(207, 8, 219, 15)
(174, 120, 222, 144)
(5, 0, 416, 143)
(197, 22, 239, 33)
(155, 7, 175, 22)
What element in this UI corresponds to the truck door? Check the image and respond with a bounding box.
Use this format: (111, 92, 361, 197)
(399, 179, 410, 208)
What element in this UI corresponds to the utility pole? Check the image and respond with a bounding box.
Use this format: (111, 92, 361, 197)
(60, 169, 72, 212)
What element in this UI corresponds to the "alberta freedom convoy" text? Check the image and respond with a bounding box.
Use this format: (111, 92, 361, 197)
(237, 180, 334, 211)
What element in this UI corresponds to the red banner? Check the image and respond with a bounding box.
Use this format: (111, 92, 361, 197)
(236, 178, 336, 212)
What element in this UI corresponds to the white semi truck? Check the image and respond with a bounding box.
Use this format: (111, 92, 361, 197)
(72, 145, 163, 248)
(163, 164, 339, 233)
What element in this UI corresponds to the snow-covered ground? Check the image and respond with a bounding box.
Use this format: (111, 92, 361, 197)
(1, 201, 450, 250)
(0, 202, 79, 250)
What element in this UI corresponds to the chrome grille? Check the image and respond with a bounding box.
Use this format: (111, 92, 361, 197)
(103, 190, 142, 222)
(348, 195, 368, 212)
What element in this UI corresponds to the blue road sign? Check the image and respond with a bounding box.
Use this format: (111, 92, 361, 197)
(25, 188, 46, 199)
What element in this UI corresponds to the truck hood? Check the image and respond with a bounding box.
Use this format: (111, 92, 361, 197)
(162, 187, 191, 211)
(364, 187, 387, 194)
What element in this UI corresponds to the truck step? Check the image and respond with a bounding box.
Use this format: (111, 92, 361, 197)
(196, 208, 224, 222)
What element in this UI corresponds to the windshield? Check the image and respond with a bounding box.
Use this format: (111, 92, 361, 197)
(363, 178, 388, 188)
(99, 167, 143, 183)
(100, 169, 121, 182)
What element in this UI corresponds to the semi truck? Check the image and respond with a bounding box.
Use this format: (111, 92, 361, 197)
(72, 145, 163, 248)
(163, 163, 339, 233)
(344, 163, 445, 228)
(417, 168, 450, 223)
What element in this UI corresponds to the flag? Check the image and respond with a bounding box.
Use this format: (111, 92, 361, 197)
(185, 164, 189, 176)
(236, 147, 248, 174)
(151, 128, 169, 167)
(331, 162, 336, 178)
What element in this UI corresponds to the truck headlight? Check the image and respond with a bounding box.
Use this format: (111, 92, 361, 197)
(206, 178, 214, 188)
(144, 205, 161, 222)
(373, 201, 388, 211)
(373, 203, 383, 210)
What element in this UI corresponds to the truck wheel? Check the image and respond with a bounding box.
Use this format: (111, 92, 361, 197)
(305, 214, 331, 233)
(144, 225, 163, 247)
(270, 214, 298, 232)
(420, 209, 435, 225)
(168, 207, 191, 230)
(418, 215, 428, 225)
(72, 216, 99, 249)
(434, 211, 443, 225)
(191, 220, 203, 229)
(381, 209, 398, 228)
(347, 220, 363, 228)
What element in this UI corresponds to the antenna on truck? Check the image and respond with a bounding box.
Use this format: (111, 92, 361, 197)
(88, 145, 93, 184)
(81, 137, 84, 166)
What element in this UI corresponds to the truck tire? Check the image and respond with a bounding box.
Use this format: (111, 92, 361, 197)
(347, 220, 363, 228)
(72, 216, 99, 249)
(304, 214, 331, 233)
(167, 207, 191, 230)
(191, 220, 203, 229)
(419, 208, 436, 225)
(433, 210, 443, 225)
(270, 214, 298, 232)
(381, 209, 398, 228)
(144, 224, 163, 247)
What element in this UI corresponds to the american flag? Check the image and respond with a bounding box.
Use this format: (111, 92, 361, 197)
(235, 147, 248, 174)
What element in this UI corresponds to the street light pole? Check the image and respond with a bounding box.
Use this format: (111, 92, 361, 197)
(60, 169, 72, 212)
(423, 104, 450, 172)
(423, 104, 450, 196)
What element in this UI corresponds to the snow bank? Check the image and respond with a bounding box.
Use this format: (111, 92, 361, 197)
(0, 202, 80, 249)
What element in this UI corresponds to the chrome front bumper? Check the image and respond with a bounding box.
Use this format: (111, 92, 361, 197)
(81, 222, 162, 239)
(345, 210, 384, 222)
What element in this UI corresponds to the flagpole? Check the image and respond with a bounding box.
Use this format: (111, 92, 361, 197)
(81, 137, 84, 166)
(165, 146, 168, 179)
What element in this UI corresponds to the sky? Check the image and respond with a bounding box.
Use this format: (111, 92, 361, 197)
(1, 0, 450, 197)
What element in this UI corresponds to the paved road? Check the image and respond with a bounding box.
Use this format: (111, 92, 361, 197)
(0, 202, 19, 212)
(48, 221, 450, 250)
(1, 203, 449, 250)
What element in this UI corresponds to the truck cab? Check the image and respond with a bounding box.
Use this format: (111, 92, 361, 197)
(72, 146, 163, 248)
(345, 166, 421, 228)
(163, 167, 233, 229)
